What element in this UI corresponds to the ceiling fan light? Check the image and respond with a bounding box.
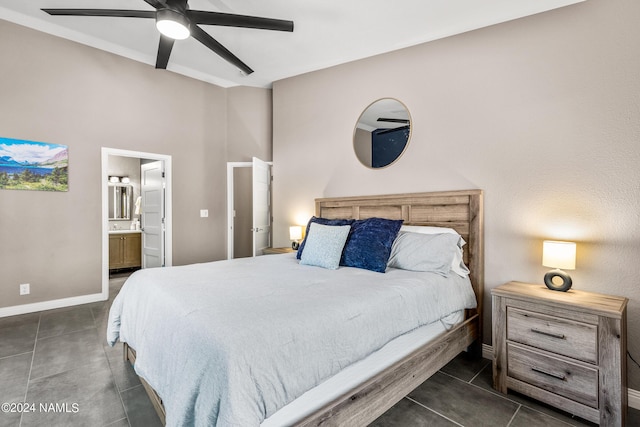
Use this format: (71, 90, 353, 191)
(156, 9, 190, 40)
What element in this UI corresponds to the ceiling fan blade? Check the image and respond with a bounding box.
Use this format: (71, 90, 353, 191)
(165, 0, 189, 9)
(143, 0, 167, 9)
(190, 25, 254, 75)
(377, 118, 410, 124)
(155, 35, 175, 69)
(376, 125, 410, 135)
(188, 10, 293, 32)
(42, 9, 156, 19)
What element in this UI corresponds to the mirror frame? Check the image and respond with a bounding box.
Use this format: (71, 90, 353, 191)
(353, 98, 412, 169)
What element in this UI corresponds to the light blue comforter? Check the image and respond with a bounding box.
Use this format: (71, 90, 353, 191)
(107, 253, 476, 426)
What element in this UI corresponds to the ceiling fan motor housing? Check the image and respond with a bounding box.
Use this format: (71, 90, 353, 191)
(156, 8, 191, 40)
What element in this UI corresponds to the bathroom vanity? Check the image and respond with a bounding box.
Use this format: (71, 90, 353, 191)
(109, 230, 141, 270)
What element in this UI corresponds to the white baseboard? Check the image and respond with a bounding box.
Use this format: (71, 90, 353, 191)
(629, 388, 640, 412)
(481, 344, 640, 411)
(0, 293, 106, 318)
(482, 343, 493, 360)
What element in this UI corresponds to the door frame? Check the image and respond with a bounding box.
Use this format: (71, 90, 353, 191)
(101, 148, 173, 300)
(226, 161, 272, 259)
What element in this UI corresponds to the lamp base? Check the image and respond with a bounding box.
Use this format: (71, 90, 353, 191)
(544, 269, 572, 292)
(291, 241, 299, 250)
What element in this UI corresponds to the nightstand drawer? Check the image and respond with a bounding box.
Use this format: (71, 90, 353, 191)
(507, 307, 597, 364)
(507, 342, 598, 408)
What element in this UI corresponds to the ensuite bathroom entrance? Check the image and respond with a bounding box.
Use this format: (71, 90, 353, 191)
(101, 148, 173, 299)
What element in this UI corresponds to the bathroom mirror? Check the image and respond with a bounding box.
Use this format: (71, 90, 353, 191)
(108, 184, 132, 220)
(353, 98, 411, 168)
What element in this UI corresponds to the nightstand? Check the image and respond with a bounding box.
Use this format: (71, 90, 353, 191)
(492, 281, 628, 426)
(262, 247, 296, 255)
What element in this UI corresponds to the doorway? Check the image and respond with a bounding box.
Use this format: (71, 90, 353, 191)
(101, 148, 173, 300)
(226, 157, 272, 259)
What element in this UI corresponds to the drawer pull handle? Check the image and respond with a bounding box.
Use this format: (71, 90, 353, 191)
(531, 366, 566, 381)
(531, 328, 565, 340)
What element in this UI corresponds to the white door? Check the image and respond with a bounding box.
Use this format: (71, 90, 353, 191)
(141, 161, 165, 268)
(252, 157, 271, 256)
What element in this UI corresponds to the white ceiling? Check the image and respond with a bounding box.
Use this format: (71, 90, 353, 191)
(0, 0, 584, 88)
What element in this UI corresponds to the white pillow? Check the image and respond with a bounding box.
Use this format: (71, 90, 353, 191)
(400, 225, 458, 235)
(393, 225, 470, 277)
(388, 232, 460, 276)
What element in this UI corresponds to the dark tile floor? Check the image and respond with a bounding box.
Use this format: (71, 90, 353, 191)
(0, 275, 160, 427)
(0, 274, 638, 427)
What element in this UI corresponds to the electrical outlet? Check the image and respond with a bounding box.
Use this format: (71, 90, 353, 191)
(200, 209, 209, 218)
(19, 283, 30, 295)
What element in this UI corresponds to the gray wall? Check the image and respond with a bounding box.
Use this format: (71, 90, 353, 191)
(0, 20, 271, 308)
(226, 86, 273, 163)
(272, 0, 640, 389)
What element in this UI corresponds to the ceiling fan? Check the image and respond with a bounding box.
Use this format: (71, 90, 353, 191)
(42, 0, 294, 75)
(376, 117, 410, 135)
(377, 118, 410, 124)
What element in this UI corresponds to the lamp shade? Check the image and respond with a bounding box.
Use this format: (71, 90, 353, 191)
(542, 240, 576, 270)
(289, 226, 303, 241)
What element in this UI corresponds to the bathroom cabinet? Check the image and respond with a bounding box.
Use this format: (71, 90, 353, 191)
(109, 232, 141, 270)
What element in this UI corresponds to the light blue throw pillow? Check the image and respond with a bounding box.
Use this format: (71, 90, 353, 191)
(300, 222, 351, 270)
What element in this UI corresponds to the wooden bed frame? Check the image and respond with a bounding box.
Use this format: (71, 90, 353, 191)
(124, 189, 484, 426)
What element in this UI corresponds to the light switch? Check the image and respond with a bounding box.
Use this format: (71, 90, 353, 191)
(200, 209, 209, 218)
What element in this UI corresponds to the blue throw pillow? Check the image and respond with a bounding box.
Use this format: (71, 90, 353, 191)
(342, 217, 404, 273)
(297, 216, 355, 259)
(300, 223, 351, 270)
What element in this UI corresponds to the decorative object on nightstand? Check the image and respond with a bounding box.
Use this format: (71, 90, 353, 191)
(289, 225, 303, 250)
(542, 240, 576, 291)
(492, 281, 628, 426)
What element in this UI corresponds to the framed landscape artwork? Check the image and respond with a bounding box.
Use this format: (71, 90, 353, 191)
(0, 137, 69, 192)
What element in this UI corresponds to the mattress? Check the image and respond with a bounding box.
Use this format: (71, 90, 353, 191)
(262, 310, 464, 426)
(107, 253, 476, 426)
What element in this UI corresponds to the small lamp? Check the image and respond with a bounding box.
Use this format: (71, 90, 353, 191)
(542, 240, 576, 292)
(289, 226, 303, 250)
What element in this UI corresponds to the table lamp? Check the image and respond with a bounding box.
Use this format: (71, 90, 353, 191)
(290, 226, 303, 250)
(542, 240, 576, 291)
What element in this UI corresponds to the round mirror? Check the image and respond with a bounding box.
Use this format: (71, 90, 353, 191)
(353, 98, 411, 169)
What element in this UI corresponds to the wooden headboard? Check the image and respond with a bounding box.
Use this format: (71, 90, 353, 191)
(315, 190, 484, 334)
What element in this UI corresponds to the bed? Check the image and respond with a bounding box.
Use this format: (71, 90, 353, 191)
(107, 189, 484, 426)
